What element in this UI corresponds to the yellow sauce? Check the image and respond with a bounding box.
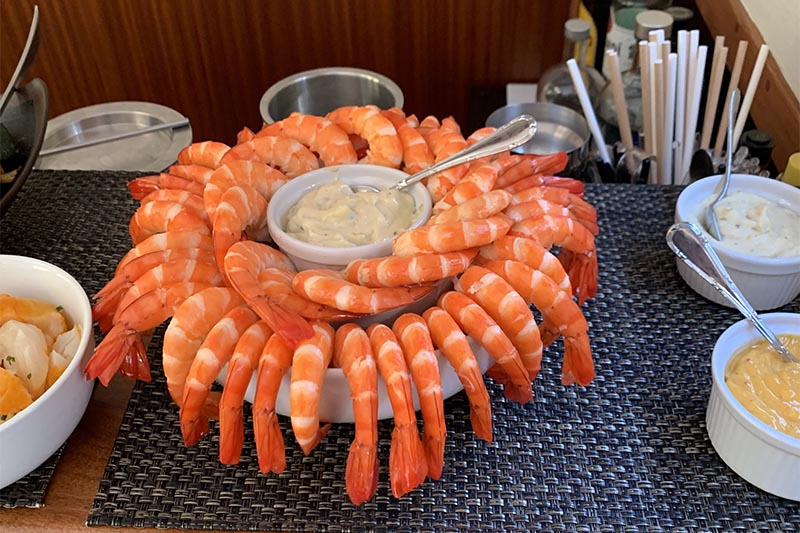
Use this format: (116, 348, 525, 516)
(699, 191, 800, 258)
(285, 180, 418, 247)
(725, 334, 800, 438)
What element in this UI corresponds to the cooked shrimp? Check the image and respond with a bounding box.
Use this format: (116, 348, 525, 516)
(116, 231, 214, 274)
(510, 214, 595, 255)
(557, 248, 598, 305)
(177, 141, 231, 169)
(392, 313, 445, 479)
(382, 108, 434, 173)
(167, 163, 215, 185)
(343, 250, 477, 288)
(223, 135, 320, 178)
(367, 323, 427, 498)
(455, 266, 543, 381)
(503, 199, 599, 235)
(258, 112, 357, 166)
(253, 333, 293, 474)
(480, 259, 594, 386)
(204, 160, 287, 224)
(392, 215, 512, 256)
(477, 235, 572, 294)
(494, 152, 569, 189)
(292, 269, 434, 314)
(422, 306, 492, 441)
(503, 174, 585, 195)
(140, 189, 209, 223)
(510, 186, 597, 225)
(212, 184, 269, 270)
(237, 126, 256, 144)
(223, 241, 316, 347)
(326, 105, 402, 168)
(424, 117, 469, 201)
(219, 321, 272, 464)
(85, 281, 215, 385)
(426, 190, 512, 225)
(290, 321, 335, 455)
(161, 287, 245, 406)
(333, 324, 379, 505)
(432, 160, 500, 214)
(127, 173, 205, 200)
(438, 291, 532, 403)
(128, 200, 211, 245)
(181, 306, 258, 446)
(257, 268, 357, 321)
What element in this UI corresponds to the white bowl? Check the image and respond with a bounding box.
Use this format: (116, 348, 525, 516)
(707, 313, 800, 501)
(266, 164, 432, 271)
(0, 255, 95, 489)
(674, 174, 800, 310)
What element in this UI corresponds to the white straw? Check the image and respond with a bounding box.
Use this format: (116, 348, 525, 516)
(674, 30, 688, 184)
(654, 59, 667, 184)
(732, 44, 770, 149)
(700, 37, 728, 149)
(640, 41, 653, 156)
(606, 50, 634, 151)
(714, 41, 749, 156)
(566, 59, 612, 165)
(664, 53, 678, 184)
(680, 31, 700, 179)
(681, 45, 708, 183)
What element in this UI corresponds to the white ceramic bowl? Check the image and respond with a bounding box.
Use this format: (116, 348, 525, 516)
(707, 313, 800, 501)
(266, 164, 432, 271)
(674, 174, 800, 310)
(0, 255, 95, 489)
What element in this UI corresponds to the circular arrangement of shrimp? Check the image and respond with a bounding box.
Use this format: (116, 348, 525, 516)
(85, 105, 600, 504)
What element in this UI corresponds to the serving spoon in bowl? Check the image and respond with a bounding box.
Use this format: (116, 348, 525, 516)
(351, 114, 537, 193)
(666, 221, 799, 363)
(704, 89, 740, 240)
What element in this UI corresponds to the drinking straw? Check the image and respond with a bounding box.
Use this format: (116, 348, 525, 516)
(732, 44, 770, 150)
(700, 37, 728, 149)
(679, 31, 700, 179)
(680, 45, 708, 182)
(566, 58, 612, 165)
(714, 41, 749, 157)
(654, 58, 666, 183)
(640, 41, 654, 156)
(647, 41, 659, 181)
(674, 30, 688, 183)
(605, 50, 634, 151)
(664, 53, 678, 184)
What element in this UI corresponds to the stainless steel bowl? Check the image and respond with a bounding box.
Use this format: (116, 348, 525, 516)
(486, 102, 589, 173)
(260, 67, 404, 124)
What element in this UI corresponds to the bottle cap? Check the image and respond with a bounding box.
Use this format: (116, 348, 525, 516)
(740, 129, 775, 169)
(565, 18, 591, 42)
(665, 6, 694, 23)
(634, 10, 674, 40)
(780, 152, 800, 187)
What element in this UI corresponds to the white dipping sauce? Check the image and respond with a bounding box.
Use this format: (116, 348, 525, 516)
(285, 180, 418, 247)
(698, 190, 800, 258)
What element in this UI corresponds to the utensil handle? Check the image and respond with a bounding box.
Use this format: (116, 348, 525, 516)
(666, 221, 798, 363)
(39, 118, 190, 157)
(393, 114, 536, 190)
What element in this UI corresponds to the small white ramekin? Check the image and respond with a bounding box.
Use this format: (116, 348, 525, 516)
(674, 174, 800, 311)
(266, 164, 432, 271)
(707, 313, 800, 501)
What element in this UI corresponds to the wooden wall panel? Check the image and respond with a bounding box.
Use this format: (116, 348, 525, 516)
(1, 0, 570, 145)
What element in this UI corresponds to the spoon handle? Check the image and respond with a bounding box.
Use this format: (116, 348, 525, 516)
(666, 221, 799, 363)
(393, 114, 537, 190)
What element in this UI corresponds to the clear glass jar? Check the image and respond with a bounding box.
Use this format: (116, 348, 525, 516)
(537, 18, 606, 112)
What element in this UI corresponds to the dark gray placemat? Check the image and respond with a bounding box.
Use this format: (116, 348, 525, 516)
(0, 446, 65, 508)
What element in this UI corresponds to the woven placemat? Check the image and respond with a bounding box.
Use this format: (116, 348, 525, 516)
(0, 170, 142, 508)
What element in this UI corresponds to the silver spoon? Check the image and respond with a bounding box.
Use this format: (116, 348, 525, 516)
(705, 89, 740, 240)
(352, 114, 536, 193)
(666, 221, 799, 364)
(0, 5, 40, 116)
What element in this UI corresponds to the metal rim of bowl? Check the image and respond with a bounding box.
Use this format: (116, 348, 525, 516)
(485, 102, 590, 154)
(259, 67, 404, 124)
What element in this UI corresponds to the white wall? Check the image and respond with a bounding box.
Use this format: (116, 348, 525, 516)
(740, 0, 800, 100)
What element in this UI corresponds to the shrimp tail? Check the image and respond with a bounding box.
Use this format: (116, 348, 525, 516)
(127, 178, 157, 200)
(180, 409, 210, 447)
(560, 250, 598, 305)
(424, 434, 446, 480)
(539, 317, 561, 347)
(485, 363, 533, 402)
(299, 422, 332, 456)
(388, 423, 428, 498)
(85, 324, 138, 385)
(561, 331, 595, 387)
(345, 440, 380, 505)
(249, 297, 314, 350)
(469, 402, 494, 442)
(218, 408, 245, 465)
(91, 287, 127, 331)
(254, 409, 286, 474)
(118, 334, 151, 382)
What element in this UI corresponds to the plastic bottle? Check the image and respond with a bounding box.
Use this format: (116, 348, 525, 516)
(537, 19, 606, 112)
(603, 0, 673, 77)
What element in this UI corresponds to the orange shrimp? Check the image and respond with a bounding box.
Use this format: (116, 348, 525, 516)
(85, 282, 215, 386)
(139, 189, 209, 222)
(290, 321, 335, 455)
(392, 215, 512, 256)
(510, 215, 595, 255)
(223, 135, 320, 178)
(115, 231, 214, 274)
(219, 321, 272, 464)
(480, 259, 594, 386)
(292, 269, 434, 314)
(128, 200, 210, 245)
(502, 174, 585, 196)
(167, 164, 215, 185)
(557, 248, 599, 305)
(177, 141, 231, 169)
(326, 105, 403, 168)
(253, 333, 294, 474)
(237, 126, 256, 144)
(510, 186, 597, 225)
(343, 250, 477, 288)
(422, 306, 492, 442)
(392, 314, 445, 479)
(367, 323, 427, 498)
(382, 108, 434, 173)
(181, 306, 259, 446)
(212, 184, 269, 270)
(223, 241, 314, 348)
(426, 190, 512, 225)
(504, 199, 599, 235)
(257, 268, 357, 321)
(432, 160, 501, 214)
(333, 324, 379, 505)
(258, 112, 357, 166)
(438, 291, 532, 403)
(161, 287, 245, 406)
(204, 160, 287, 224)
(127, 173, 205, 200)
(494, 152, 569, 189)
(477, 235, 572, 294)
(455, 266, 543, 381)
(424, 117, 469, 201)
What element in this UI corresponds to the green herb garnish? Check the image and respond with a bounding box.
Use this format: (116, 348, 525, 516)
(56, 305, 63, 312)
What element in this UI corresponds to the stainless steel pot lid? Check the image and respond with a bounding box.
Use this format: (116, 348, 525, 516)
(37, 101, 192, 171)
